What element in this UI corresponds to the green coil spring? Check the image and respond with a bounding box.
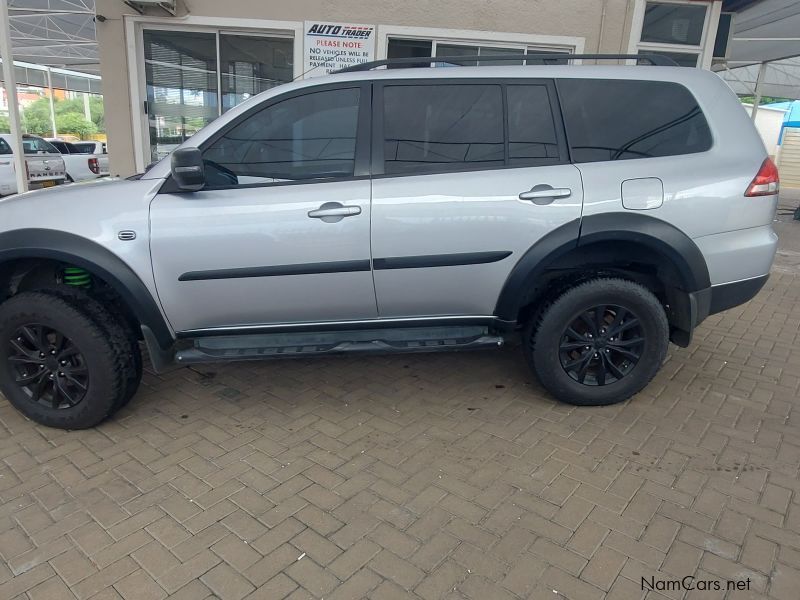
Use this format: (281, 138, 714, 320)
(62, 267, 92, 288)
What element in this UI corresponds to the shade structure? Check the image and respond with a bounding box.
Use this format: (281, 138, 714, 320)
(716, 0, 800, 99)
(5, 0, 98, 75)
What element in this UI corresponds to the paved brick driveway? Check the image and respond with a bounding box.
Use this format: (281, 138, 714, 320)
(2, 194, 800, 600)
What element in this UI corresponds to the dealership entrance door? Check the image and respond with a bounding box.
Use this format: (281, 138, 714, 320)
(143, 29, 293, 163)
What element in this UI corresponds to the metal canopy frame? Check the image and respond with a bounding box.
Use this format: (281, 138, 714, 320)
(6, 0, 98, 74)
(715, 0, 800, 112)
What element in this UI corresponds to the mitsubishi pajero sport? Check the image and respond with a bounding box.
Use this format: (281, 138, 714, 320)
(0, 54, 779, 429)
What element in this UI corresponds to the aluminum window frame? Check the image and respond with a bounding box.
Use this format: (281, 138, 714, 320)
(627, 0, 722, 69)
(376, 24, 585, 64)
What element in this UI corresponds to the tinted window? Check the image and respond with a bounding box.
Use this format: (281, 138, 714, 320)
(382, 84, 503, 175)
(387, 38, 432, 68)
(73, 143, 95, 154)
(641, 2, 706, 46)
(558, 79, 712, 162)
(50, 141, 69, 154)
(0, 139, 11, 155)
(637, 50, 698, 68)
(202, 87, 360, 186)
(507, 85, 560, 165)
(65, 143, 81, 154)
(22, 137, 59, 154)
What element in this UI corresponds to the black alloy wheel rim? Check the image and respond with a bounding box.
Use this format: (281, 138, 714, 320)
(8, 324, 89, 409)
(558, 305, 644, 386)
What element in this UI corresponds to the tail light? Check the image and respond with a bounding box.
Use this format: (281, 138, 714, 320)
(88, 157, 100, 174)
(745, 158, 779, 197)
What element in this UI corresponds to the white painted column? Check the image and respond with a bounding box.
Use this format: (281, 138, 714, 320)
(46, 67, 57, 137)
(0, 0, 26, 193)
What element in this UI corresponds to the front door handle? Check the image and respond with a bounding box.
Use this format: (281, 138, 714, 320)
(308, 202, 362, 223)
(519, 186, 572, 204)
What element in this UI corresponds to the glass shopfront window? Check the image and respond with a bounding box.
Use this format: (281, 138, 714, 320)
(143, 29, 294, 163)
(632, 1, 711, 68)
(386, 38, 571, 68)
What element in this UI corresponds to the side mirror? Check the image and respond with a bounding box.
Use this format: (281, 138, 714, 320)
(171, 147, 205, 191)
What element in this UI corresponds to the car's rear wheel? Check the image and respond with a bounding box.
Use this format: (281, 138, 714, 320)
(0, 292, 130, 429)
(525, 278, 669, 406)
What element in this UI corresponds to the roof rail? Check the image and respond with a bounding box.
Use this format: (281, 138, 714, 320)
(335, 53, 677, 73)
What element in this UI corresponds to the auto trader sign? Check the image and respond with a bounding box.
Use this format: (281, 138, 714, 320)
(303, 21, 376, 77)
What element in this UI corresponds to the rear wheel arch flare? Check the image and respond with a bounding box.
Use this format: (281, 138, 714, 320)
(494, 213, 710, 323)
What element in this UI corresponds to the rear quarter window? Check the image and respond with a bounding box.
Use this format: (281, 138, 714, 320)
(557, 79, 712, 162)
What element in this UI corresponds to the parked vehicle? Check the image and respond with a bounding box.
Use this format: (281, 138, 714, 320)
(0, 54, 779, 429)
(46, 139, 102, 183)
(0, 134, 67, 196)
(72, 141, 110, 177)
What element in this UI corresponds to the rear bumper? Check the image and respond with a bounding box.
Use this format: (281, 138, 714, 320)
(708, 274, 769, 315)
(670, 274, 768, 347)
(28, 179, 65, 190)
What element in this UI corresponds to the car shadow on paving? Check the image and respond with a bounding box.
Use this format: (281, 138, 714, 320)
(1, 218, 800, 599)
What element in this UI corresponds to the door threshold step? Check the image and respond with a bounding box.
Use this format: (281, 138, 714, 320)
(175, 325, 505, 364)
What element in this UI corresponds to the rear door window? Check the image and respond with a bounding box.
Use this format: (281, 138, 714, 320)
(506, 84, 562, 166)
(381, 84, 504, 175)
(557, 79, 712, 162)
(50, 141, 69, 154)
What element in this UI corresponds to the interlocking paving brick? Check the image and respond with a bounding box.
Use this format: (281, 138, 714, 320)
(2, 199, 800, 598)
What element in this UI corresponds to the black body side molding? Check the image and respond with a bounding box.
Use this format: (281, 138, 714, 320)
(180, 251, 513, 281)
(373, 251, 512, 270)
(0, 229, 174, 350)
(180, 259, 371, 281)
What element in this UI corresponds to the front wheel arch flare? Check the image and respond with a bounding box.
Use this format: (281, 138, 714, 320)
(0, 229, 174, 350)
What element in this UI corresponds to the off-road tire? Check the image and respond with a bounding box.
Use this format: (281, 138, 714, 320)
(524, 278, 669, 406)
(41, 287, 142, 408)
(0, 291, 130, 429)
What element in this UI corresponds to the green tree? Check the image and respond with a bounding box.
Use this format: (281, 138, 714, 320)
(20, 97, 54, 136)
(12, 95, 105, 137)
(0, 115, 9, 133)
(54, 96, 105, 131)
(740, 95, 792, 106)
(56, 113, 97, 138)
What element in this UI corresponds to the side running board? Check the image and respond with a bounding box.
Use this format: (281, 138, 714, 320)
(175, 326, 505, 365)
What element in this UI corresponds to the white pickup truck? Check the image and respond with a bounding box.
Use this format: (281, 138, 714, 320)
(72, 141, 110, 177)
(0, 134, 67, 196)
(46, 139, 104, 182)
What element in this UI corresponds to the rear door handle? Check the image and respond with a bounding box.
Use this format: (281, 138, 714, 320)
(519, 187, 572, 202)
(308, 202, 362, 222)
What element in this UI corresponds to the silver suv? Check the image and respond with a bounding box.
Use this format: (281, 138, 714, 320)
(0, 54, 779, 429)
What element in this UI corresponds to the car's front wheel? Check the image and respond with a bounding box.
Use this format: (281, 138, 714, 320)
(525, 278, 669, 406)
(0, 292, 131, 429)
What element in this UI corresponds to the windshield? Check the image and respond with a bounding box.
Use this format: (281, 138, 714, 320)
(22, 137, 59, 154)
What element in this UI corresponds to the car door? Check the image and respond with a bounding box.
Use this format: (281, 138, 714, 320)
(370, 79, 584, 318)
(150, 83, 377, 333)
